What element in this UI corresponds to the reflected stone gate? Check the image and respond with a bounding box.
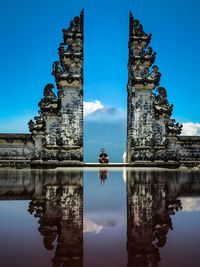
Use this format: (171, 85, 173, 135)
(0, 170, 83, 267)
(126, 169, 200, 267)
(0, 169, 200, 266)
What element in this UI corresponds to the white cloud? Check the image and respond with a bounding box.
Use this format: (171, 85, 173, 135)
(83, 100, 104, 116)
(181, 122, 200, 136)
(181, 198, 200, 212)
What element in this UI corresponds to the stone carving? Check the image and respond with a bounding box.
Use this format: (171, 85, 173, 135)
(28, 116, 45, 134)
(52, 10, 83, 90)
(166, 119, 183, 135)
(147, 65, 161, 85)
(28, 120, 35, 132)
(145, 47, 156, 62)
(28, 10, 84, 163)
(128, 12, 161, 90)
(127, 11, 186, 163)
(131, 64, 161, 86)
(127, 172, 183, 267)
(38, 84, 58, 115)
(153, 87, 173, 119)
(1, 9, 200, 168)
(153, 87, 183, 136)
(52, 61, 63, 80)
(130, 17, 152, 40)
(45, 122, 60, 146)
(69, 58, 82, 76)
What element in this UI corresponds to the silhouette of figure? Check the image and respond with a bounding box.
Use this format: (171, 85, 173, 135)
(98, 148, 109, 163)
(99, 170, 108, 185)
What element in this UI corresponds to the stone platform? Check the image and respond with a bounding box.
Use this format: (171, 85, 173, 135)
(0, 160, 199, 170)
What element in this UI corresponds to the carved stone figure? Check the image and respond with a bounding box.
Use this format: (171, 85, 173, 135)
(28, 10, 84, 163)
(147, 65, 161, 85)
(127, 12, 183, 163)
(166, 119, 183, 135)
(153, 87, 173, 119)
(37, 84, 58, 115)
(52, 61, 63, 78)
(43, 83, 56, 98)
(58, 43, 65, 56)
(28, 119, 35, 132)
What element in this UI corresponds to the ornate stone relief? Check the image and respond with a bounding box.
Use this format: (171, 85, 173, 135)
(127, 12, 183, 162)
(28, 10, 84, 161)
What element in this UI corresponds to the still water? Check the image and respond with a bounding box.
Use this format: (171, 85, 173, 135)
(0, 168, 200, 267)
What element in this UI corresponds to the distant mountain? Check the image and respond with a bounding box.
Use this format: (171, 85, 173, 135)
(85, 107, 126, 122)
(84, 107, 127, 163)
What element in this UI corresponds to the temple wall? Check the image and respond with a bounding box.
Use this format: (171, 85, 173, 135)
(128, 89, 154, 147)
(60, 89, 83, 148)
(174, 136, 200, 166)
(0, 169, 83, 198)
(129, 136, 200, 167)
(0, 134, 34, 167)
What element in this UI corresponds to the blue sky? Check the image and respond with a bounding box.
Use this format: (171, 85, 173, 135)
(0, 0, 200, 132)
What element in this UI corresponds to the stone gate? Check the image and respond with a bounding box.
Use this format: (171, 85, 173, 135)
(126, 12, 200, 167)
(0, 10, 84, 168)
(0, 10, 200, 168)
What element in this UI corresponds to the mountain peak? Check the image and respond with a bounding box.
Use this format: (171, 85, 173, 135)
(85, 107, 126, 122)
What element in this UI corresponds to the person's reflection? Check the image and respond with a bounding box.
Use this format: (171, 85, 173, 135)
(99, 169, 108, 185)
(28, 170, 83, 267)
(126, 171, 182, 267)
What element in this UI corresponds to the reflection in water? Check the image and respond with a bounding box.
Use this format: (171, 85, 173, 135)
(0, 169, 200, 267)
(0, 170, 83, 267)
(29, 171, 83, 267)
(126, 170, 199, 267)
(99, 169, 108, 185)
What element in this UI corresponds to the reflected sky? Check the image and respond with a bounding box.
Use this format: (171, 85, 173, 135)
(0, 168, 199, 267)
(84, 169, 126, 267)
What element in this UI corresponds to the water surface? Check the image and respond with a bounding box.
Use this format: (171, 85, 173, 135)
(0, 168, 200, 267)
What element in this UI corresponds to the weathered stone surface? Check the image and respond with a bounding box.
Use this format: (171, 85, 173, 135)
(127, 12, 200, 167)
(0, 10, 84, 168)
(29, 10, 84, 164)
(0, 134, 34, 168)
